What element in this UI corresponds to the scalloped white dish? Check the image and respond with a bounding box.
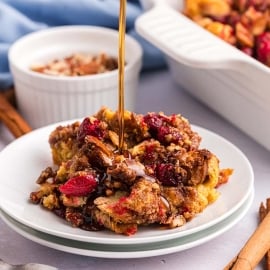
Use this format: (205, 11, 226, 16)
(0, 120, 253, 245)
(136, 0, 270, 151)
(0, 189, 254, 258)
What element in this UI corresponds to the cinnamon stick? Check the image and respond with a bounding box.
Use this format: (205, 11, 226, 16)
(0, 93, 32, 138)
(2, 87, 16, 106)
(259, 199, 270, 270)
(224, 202, 270, 270)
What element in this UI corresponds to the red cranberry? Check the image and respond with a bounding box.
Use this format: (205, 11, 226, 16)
(247, 0, 269, 11)
(143, 113, 181, 145)
(240, 46, 253, 56)
(77, 117, 105, 142)
(157, 126, 181, 145)
(226, 11, 241, 27)
(143, 113, 167, 130)
(155, 163, 181, 186)
(256, 32, 270, 66)
(59, 174, 98, 196)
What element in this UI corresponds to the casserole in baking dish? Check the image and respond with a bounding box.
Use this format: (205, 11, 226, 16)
(136, 0, 270, 151)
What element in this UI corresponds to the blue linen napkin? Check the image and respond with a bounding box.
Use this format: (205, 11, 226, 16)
(0, 0, 166, 90)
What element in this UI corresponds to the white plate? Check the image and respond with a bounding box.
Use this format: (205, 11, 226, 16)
(0, 188, 254, 258)
(0, 121, 254, 245)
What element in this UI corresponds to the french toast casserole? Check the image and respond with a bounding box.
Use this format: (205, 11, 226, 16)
(29, 107, 233, 236)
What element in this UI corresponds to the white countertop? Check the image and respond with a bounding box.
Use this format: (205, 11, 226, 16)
(1, 68, 270, 269)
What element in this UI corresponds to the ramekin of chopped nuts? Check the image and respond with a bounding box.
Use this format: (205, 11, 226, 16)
(8, 26, 142, 128)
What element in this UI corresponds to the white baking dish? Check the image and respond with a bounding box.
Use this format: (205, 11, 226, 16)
(136, 0, 270, 151)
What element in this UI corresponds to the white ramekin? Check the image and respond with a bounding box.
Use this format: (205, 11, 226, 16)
(8, 26, 142, 128)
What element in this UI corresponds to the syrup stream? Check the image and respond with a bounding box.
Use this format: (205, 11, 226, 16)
(118, 0, 126, 153)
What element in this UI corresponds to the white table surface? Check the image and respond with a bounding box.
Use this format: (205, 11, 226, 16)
(1, 68, 270, 270)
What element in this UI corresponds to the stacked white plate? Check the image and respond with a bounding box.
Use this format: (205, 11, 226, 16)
(0, 121, 254, 258)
